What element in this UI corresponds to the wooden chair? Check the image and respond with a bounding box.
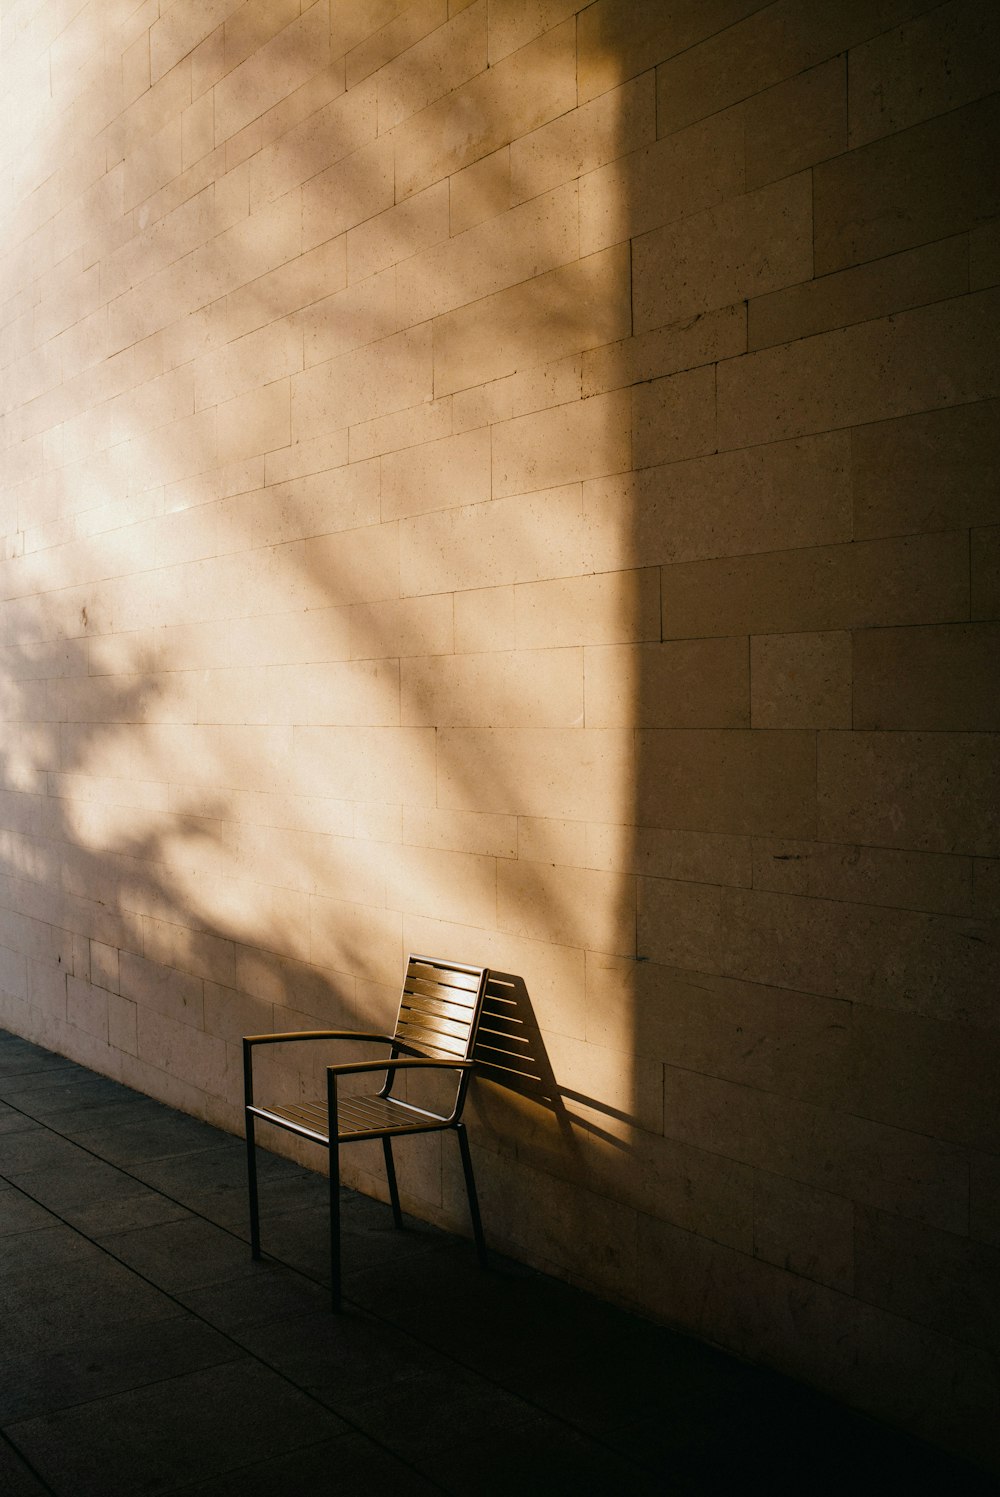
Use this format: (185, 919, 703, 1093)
(242, 954, 490, 1309)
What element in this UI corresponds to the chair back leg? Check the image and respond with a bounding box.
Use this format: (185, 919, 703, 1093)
(382, 1136, 403, 1228)
(455, 1121, 487, 1268)
(328, 1132, 342, 1311)
(245, 1114, 262, 1260)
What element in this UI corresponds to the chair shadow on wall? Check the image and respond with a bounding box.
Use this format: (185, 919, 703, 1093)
(474, 971, 632, 1159)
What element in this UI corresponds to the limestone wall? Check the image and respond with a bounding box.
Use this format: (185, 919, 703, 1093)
(1, 0, 997, 1467)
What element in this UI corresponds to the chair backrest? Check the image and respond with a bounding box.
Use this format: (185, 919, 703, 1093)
(388, 954, 489, 1110)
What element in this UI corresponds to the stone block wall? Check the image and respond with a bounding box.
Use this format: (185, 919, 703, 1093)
(1, 0, 997, 1467)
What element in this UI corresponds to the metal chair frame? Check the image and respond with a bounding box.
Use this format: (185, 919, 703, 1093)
(243, 954, 490, 1309)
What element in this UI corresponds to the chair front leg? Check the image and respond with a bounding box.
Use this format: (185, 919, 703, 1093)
(455, 1121, 487, 1268)
(327, 1068, 342, 1312)
(243, 1041, 262, 1261)
(382, 1137, 403, 1228)
(245, 1112, 262, 1260)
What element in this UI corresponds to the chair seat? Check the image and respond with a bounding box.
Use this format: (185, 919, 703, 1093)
(252, 1092, 448, 1145)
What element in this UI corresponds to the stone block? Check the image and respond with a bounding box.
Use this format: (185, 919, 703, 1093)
(719, 290, 1000, 450)
(972, 526, 1000, 620)
(276, 659, 402, 727)
(750, 630, 852, 729)
(492, 390, 630, 498)
(90, 940, 121, 994)
(214, 5, 331, 143)
(749, 235, 968, 352)
(386, 843, 498, 927)
(852, 400, 1000, 540)
(453, 586, 516, 654)
(346, 0, 449, 88)
(633, 172, 812, 332)
(263, 427, 349, 485)
(584, 304, 746, 399)
(108, 992, 138, 1055)
(846, 1005, 1000, 1152)
(588, 824, 752, 887)
(380, 428, 490, 520)
(497, 859, 634, 957)
(349, 595, 454, 660)
(971, 217, 1000, 290)
(654, 0, 952, 136)
(401, 649, 583, 729)
(515, 568, 659, 649)
(972, 1152, 1000, 1248)
(744, 56, 846, 187)
(216, 379, 290, 465)
(752, 838, 972, 918)
(294, 725, 436, 807)
(301, 137, 394, 252)
(224, 0, 301, 73)
(580, 110, 744, 258)
(136, 1005, 228, 1097)
(150, 0, 229, 84)
(433, 245, 630, 396)
(585, 638, 749, 728)
(637, 729, 816, 836)
(181, 93, 214, 171)
(754, 1172, 854, 1292)
(393, 20, 577, 198)
(292, 325, 433, 438)
(637, 877, 726, 973)
(123, 28, 151, 107)
(632, 365, 717, 469)
(349, 398, 453, 463)
(848, 0, 1000, 147)
(720, 884, 998, 1029)
(854, 623, 1000, 731)
(346, 179, 449, 285)
(119, 951, 204, 1027)
(402, 807, 516, 859)
(578, 0, 762, 104)
(247, 82, 377, 212)
(229, 238, 350, 342)
(375, 2, 485, 134)
(856, 1207, 1000, 1353)
(814, 95, 1000, 273)
(486, 0, 580, 63)
(973, 859, 1000, 920)
(301, 269, 398, 368)
(396, 182, 579, 325)
(400, 486, 591, 595)
(435, 727, 633, 821)
(510, 72, 654, 207)
(447, 146, 513, 235)
(619, 1130, 754, 1250)
(637, 431, 850, 565)
(818, 731, 1000, 857)
(661, 1064, 968, 1232)
(662, 532, 968, 639)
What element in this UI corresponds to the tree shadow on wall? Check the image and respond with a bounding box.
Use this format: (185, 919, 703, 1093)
(0, 3, 643, 1262)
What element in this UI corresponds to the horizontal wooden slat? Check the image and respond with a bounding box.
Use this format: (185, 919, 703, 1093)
(401, 994, 477, 1026)
(398, 1006, 471, 1041)
(408, 960, 482, 992)
(404, 977, 478, 1009)
(396, 1023, 467, 1058)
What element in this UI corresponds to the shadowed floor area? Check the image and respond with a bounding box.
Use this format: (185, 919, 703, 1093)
(0, 1030, 993, 1497)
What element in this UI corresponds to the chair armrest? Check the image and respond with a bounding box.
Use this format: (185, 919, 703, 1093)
(243, 1032, 425, 1108)
(244, 1030, 395, 1049)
